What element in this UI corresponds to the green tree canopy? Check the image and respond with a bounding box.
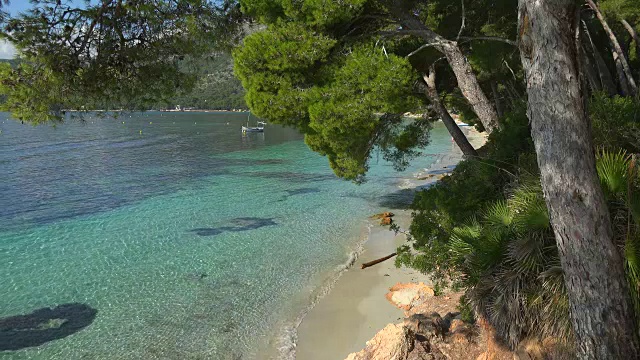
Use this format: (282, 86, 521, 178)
(0, 0, 241, 123)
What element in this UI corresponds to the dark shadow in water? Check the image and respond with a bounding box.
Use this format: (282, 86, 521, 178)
(0, 303, 98, 351)
(376, 189, 419, 209)
(190, 217, 278, 237)
(242, 171, 336, 183)
(191, 228, 225, 236)
(284, 188, 321, 196)
(211, 158, 288, 166)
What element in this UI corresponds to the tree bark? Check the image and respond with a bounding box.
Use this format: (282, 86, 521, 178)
(582, 21, 618, 96)
(490, 81, 504, 118)
(614, 50, 632, 96)
(621, 19, 640, 66)
(423, 68, 478, 157)
(518, 1, 639, 358)
(391, 10, 500, 134)
(582, 43, 602, 92)
(586, 0, 638, 97)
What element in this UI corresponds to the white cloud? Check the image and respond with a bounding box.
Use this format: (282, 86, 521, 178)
(0, 40, 16, 59)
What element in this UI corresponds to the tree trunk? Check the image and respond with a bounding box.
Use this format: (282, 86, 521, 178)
(582, 21, 618, 95)
(392, 10, 500, 133)
(586, 0, 638, 97)
(505, 80, 522, 107)
(361, 253, 397, 269)
(582, 43, 602, 92)
(614, 50, 632, 96)
(490, 81, 504, 118)
(423, 68, 478, 157)
(621, 19, 640, 66)
(518, 1, 639, 358)
(441, 43, 500, 133)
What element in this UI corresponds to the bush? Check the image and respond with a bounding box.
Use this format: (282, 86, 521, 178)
(399, 106, 536, 288)
(590, 92, 640, 152)
(400, 99, 640, 352)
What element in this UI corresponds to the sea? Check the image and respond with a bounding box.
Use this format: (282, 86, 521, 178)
(0, 112, 454, 359)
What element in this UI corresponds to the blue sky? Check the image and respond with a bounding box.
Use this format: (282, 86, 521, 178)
(0, 0, 86, 58)
(6, 1, 86, 15)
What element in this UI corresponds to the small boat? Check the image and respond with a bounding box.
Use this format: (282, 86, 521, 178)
(242, 114, 266, 132)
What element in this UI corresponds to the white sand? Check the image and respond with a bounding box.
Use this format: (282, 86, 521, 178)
(294, 128, 486, 360)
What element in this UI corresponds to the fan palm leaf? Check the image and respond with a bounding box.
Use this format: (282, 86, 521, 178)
(596, 148, 630, 196)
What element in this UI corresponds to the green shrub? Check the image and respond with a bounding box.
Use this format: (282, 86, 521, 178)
(457, 295, 475, 324)
(400, 99, 640, 351)
(590, 92, 640, 152)
(399, 106, 536, 289)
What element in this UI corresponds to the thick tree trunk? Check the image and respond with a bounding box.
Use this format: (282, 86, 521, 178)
(490, 81, 504, 118)
(621, 19, 640, 62)
(586, 0, 638, 97)
(582, 22, 618, 95)
(392, 10, 500, 133)
(518, 1, 639, 358)
(423, 69, 478, 157)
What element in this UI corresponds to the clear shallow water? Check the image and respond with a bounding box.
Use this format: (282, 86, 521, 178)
(0, 112, 454, 359)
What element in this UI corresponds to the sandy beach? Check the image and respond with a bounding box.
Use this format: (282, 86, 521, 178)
(295, 127, 486, 360)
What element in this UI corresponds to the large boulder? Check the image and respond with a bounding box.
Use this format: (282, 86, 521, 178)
(345, 324, 415, 360)
(386, 283, 435, 312)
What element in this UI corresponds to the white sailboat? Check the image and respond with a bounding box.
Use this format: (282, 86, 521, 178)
(242, 114, 266, 133)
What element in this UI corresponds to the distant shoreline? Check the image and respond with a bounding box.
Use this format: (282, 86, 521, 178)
(64, 109, 250, 113)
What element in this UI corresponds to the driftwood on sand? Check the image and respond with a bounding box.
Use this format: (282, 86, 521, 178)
(361, 253, 397, 269)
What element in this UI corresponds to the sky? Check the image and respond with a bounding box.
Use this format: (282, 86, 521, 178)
(0, 0, 86, 59)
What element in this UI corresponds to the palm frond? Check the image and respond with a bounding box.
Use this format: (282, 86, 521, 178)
(483, 200, 512, 230)
(596, 148, 630, 196)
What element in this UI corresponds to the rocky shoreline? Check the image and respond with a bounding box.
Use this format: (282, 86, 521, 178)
(344, 281, 562, 360)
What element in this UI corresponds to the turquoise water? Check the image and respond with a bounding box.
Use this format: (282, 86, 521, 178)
(0, 112, 453, 359)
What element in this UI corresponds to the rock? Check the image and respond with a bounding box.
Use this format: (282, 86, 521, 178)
(386, 282, 436, 311)
(441, 312, 460, 332)
(380, 217, 393, 225)
(404, 313, 444, 341)
(449, 319, 465, 333)
(345, 324, 415, 360)
(371, 212, 395, 226)
(514, 338, 544, 360)
(372, 212, 395, 219)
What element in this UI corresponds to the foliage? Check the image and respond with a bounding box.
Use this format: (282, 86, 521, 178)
(233, 0, 531, 180)
(457, 295, 475, 324)
(162, 54, 247, 110)
(402, 97, 640, 350)
(590, 92, 640, 152)
(399, 106, 535, 287)
(0, 0, 240, 123)
(234, 17, 429, 181)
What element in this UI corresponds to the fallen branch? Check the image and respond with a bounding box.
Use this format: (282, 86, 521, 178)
(361, 253, 397, 269)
